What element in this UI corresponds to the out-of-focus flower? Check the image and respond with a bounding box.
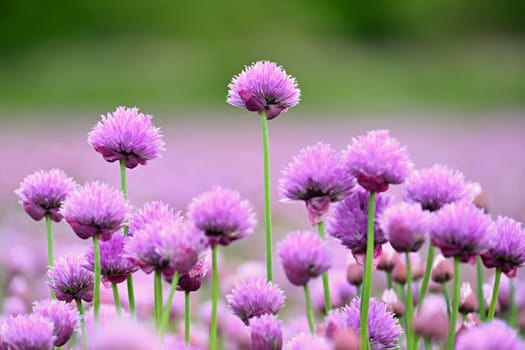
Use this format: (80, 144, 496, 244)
(455, 319, 523, 350)
(312, 269, 357, 313)
(88, 106, 165, 169)
(249, 314, 283, 350)
(346, 255, 364, 286)
(458, 282, 478, 315)
(284, 333, 332, 350)
(177, 254, 209, 292)
(376, 243, 400, 272)
(413, 295, 449, 342)
(128, 201, 176, 236)
(2, 296, 27, 316)
(48, 254, 94, 303)
(32, 299, 79, 346)
(431, 254, 454, 284)
(381, 288, 405, 318)
(1, 314, 55, 350)
(392, 253, 425, 285)
(379, 202, 429, 252)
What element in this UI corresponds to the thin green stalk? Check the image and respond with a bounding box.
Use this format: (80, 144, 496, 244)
(510, 279, 518, 329)
(75, 299, 88, 350)
(160, 272, 180, 335)
(487, 267, 502, 321)
(93, 235, 101, 322)
(119, 159, 129, 202)
(405, 253, 414, 350)
(424, 338, 432, 350)
(360, 191, 376, 350)
(398, 284, 408, 334)
(120, 160, 136, 317)
(386, 271, 393, 290)
(185, 291, 191, 344)
(45, 214, 56, 300)
(447, 257, 460, 350)
(260, 112, 273, 282)
(418, 243, 434, 307)
(154, 270, 163, 327)
(112, 283, 122, 316)
(209, 245, 219, 350)
(304, 283, 315, 334)
(476, 256, 486, 321)
(126, 276, 136, 317)
(317, 221, 332, 313)
(443, 282, 451, 319)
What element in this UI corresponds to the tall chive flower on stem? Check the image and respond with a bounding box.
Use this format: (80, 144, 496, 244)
(15, 169, 77, 299)
(33, 299, 80, 347)
(481, 217, 525, 320)
(379, 202, 428, 350)
(279, 142, 355, 313)
(430, 202, 494, 350)
(88, 106, 165, 317)
(188, 187, 256, 350)
(61, 182, 129, 322)
(1, 314, 55, 350)
(278, 231, 332, 334)
(249, 314, 283, 350)
(227, 60, 300, 282)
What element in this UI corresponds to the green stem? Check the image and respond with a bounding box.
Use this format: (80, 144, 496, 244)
(160, 272, 180, 335)
(185, 291, 191, 344)
(120, 159, 136, 317)
(443, 282, 451, 319)
(209, 245, 219, 350)
(126, 276, 136, 317)
(75, 299, 88, 350)
(304, 283, 315, 334)
(112, 283, 122, 316)
(387, 271, 393, 290)
(487, 267, 501, 321)
(398, 284, 408, 334)
(447, 257, 460, 350)
(510, 279, 518, 329)
(424, 338, 432, 350)
(119, 159, 129, 201)
(476, 256, 486, 321)
(360, 191, 376, 350)
(154, 270, 163, 327)
(317, 221, 332, 313)
(260, 112, 273, 282)
(93, 235, 101, 322)
(418, 243, 434, 307)
(45, 214, 56, 300)
(405, 253, 414, 350)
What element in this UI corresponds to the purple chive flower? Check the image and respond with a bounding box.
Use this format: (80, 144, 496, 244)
(128, 201, 175, 236)
(227, 60, 300, 120)
(188, 187, 256, 247)
(226, 278, 285, 325)
(326, 297, 402, 350)
(61, 181, 129, 241)
(379, 202, 429, 252)
(413, 295, 449, 342)
(278, 231, 332, 286)
(125, 218, 207, 275)
(284, 333, 332, 350)
(455, 319, 523, 350)
(32, 299, 79, 347)
(405, 164, 469, 211)
(344, 129, 413, 193)
(87, 317, 163, 350)
(177, 255, 209, 292)
(15, 169, 76, 222)
(1, 314, 55, 350)
(88, 106, 165, 169)
(481, 216, 525, 278)
(85, 234, 139, 285)
(250, 314, 283, 350)
(48, 254, 94, 302)
(279, 142, 356, 225)
(328, 188, 392, 259)
(430, 202, 494, 263)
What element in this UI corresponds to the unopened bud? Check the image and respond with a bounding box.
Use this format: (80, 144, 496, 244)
(459, 283, 478, 314)
(333, 328, 360, 350)
(431, 254, 454, 284)
(382, 289, 405, 318)
(347, 259, 364, 286)
(376, 243, 399, 272)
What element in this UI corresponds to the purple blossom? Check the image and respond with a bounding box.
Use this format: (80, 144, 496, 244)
(85, 234, 139, 285)
(32, 299, 79, 347)
(227, 61, 300, 120)
(405, 164, 469, 211)
(188, 187, 256, 247)
(87, 106, 165, 169)
(61, 181, 129, 241)
(15, 169, 76, 222)
(455, 320, 523, 350)
(481, 216, 525, 277)
(125, 218, 207, 275)
(1, 314, 55, 350)
(413, 295, 448, 342)
(328, 188, 392, 258)
(249, 314, 283, 350)
(48, 253, 94, 302)
(344, 129, 413, 193)
(226, 278, 285, 325)
(379, 202, 429, 252)
(279, 142, 356, 225)
(128, 201, 176, 236)
(284, 333, 332, 350)
(430, 202, 494, 263)
(278, 231, 332, 286)
(177, 254, 209, 292)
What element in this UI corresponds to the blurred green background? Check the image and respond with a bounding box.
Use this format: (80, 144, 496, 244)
(1, 0, 524, 114)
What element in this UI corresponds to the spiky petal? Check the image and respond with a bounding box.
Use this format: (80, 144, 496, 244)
(32, 299, 79, 346)
(48, 253, 94, 303)
(379, 202, 429, 252)
(128, 201, 176, 236)
(455, 320, 523, 350)
(1, 314, 55, 350)
(250, 314, 283, 350)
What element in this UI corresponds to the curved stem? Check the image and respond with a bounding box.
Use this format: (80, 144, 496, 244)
(442, 282, 451, 319)
(261, 112, 273, 282)
(112, 283, 122, 316)
(93, 235, 101, 322)
(185, 291, 191, 344)
(476, 256, 486, 321)
(487, 267, 501, 321)
(154, 270, 163, 328)
(209, 245, 219, 350)
(418, 243, 434, 307)
(317, 221, 332, 313)
(405, 253, 414, 350)
(447, 257, 460, 350)
(360, 191, 376, 350)
(160, 272, 180, 335)
(75, 299, 88, 350)
(304, 283, 315, 334)
(45, 214, 56, 300)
